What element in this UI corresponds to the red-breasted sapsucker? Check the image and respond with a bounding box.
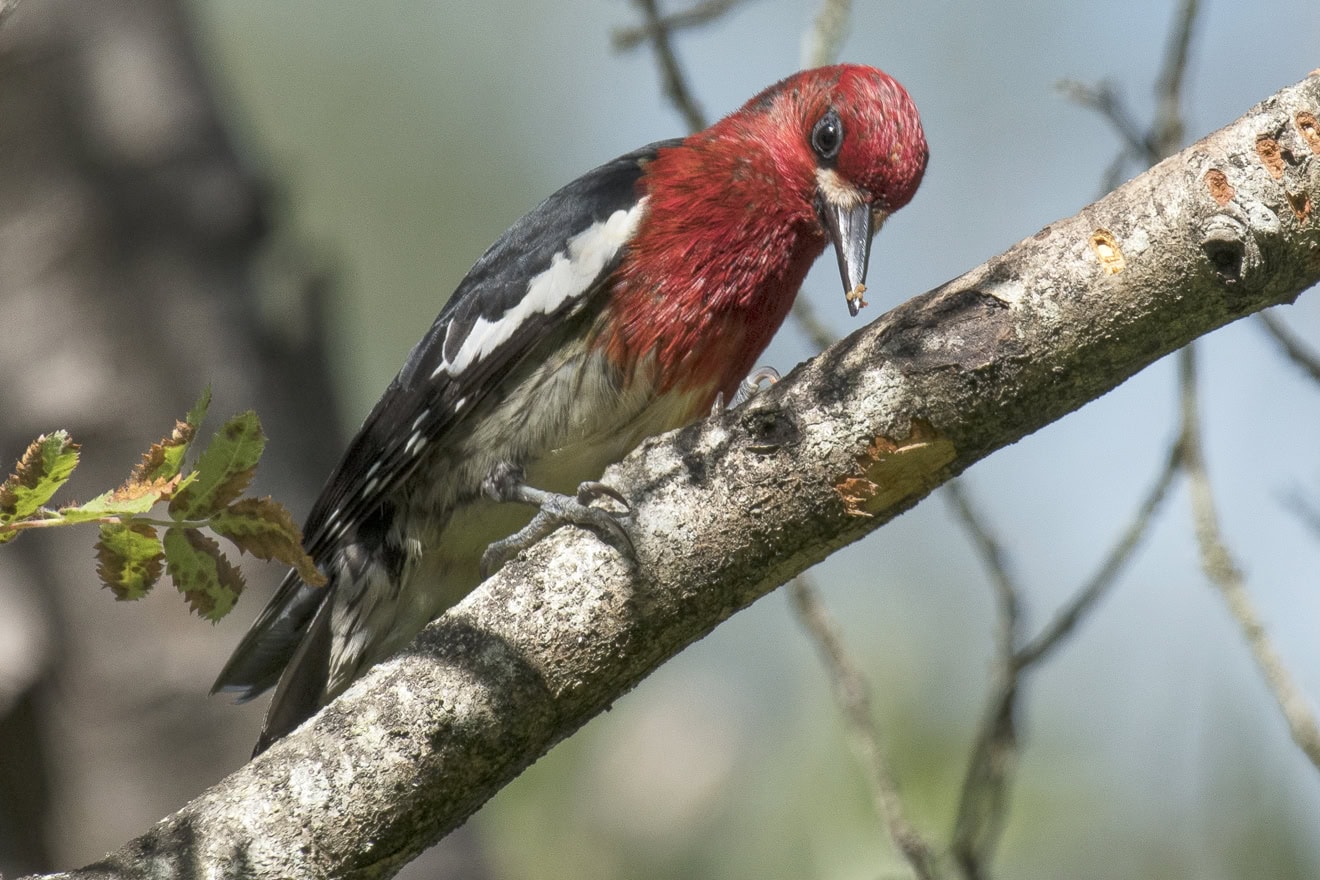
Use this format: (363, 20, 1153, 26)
(214, 64, 928, 753)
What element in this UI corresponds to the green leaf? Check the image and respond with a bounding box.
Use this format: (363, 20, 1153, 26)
(163, 527, 245, 621)
(0, 432, 80, 524)
(210, 496, 326, 586)
(168, 410, 264, 520)
(96, 522, 164, 600)
(59, 487, 168, 524)
(130, 388, 210, 486)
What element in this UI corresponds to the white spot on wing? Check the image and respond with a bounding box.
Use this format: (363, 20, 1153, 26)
(432, 199, 647, 379)
(404, 431, 427, 456)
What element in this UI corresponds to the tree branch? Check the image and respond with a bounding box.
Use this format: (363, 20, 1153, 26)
(30, 73, 1320, 880)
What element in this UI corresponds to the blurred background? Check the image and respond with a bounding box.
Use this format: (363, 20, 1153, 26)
(1, 0, 1319, 877)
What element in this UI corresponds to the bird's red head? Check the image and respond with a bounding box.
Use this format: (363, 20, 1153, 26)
(606, 64, 928, 403)
(744, 64, 927, 211)
(717, 64, 929, 316)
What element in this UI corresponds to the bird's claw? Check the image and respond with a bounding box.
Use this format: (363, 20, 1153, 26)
(732, 366, 781, 406)
(480, 473, 633, 578)
(576, 480, 630, 512)
(710, 366, 782, 415)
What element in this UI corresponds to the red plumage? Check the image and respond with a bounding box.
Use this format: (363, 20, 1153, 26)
(216, 64, 927, 753)
(602, 63, 928, 406)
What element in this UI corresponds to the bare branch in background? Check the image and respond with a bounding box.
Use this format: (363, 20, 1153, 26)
(790, 577, 942, 880)
(801, 0, 852, 69)
(1151, 0, 1200, 159)
(1258, 310, 1320, 384)
(1178, 346, 1320, 769)
(612, 0, 746, 50)
(623, 0, 709, 132)
(1057, 80, 1151, 162)
(621, 10, 1320, 880)
(1284, 490, 1320, 540)
(1014, 451, 1179, 668)
(944, 482, 1021, 879)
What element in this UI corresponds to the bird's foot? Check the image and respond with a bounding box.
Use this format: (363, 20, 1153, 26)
(732, 366, 781, 406)
(710, 366, 781, 416)
(480, 464, 633, 577)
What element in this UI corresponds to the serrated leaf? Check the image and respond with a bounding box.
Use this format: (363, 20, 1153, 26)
(210, 496, 326, 586)
(96, 522, 164, 600)
(163, 527, 244, 621)
(168, 411, 265, 520)
(0, 432, 80, 523)
(60, 479, 173, 524)
(130, 389, 211, 486)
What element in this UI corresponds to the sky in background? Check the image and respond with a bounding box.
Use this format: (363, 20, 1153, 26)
(186, 1, 1320, 876)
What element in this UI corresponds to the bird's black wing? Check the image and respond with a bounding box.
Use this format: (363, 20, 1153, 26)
(212, 140, 679, 702)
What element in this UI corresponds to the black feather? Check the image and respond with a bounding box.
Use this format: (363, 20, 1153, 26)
(212, 140, 678, 707)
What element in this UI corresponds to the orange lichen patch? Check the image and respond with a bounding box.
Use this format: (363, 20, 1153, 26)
(1089, 228, 1125, 275)
(1297, 112, 1320, 154)
(1204, 168, 1235, 205)
(1286, 190, 1312, 222)
(1256, 135, 1285, 179)
(834, 419, 956, 517)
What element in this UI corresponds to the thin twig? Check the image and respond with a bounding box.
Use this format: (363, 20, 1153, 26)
(1179, 346, 1320, 769)
(790, 577, 942, 880)
(629, 0, 708, 132)
(1150, 0, 1199, 160)
(612, 0, 746, 50)
(1015, 448, 1181, 668)
(1257, 310, 1320, 384)
(1283, 489, 1320, 539)
(946, 427, 1183, 875)
(800, 0, 852, 70)
(1056, 79, 1150, 161)
(945, 481, 1021, 661)
(944, 481, 1021, 879)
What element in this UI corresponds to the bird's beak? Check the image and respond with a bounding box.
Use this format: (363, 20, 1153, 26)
(819, 195, 884, 318)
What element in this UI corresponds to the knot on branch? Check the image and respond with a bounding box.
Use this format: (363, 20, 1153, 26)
(1198, 214, 1250, 285)
(1197, 195, 1279, 298)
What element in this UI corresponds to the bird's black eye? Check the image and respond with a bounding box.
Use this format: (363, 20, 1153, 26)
(811, 109, 843, 162)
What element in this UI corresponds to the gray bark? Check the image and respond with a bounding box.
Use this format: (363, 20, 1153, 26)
(24, 70, 1320, 880)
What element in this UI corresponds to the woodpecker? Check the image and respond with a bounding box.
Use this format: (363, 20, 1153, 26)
(214, 64, 928, 753)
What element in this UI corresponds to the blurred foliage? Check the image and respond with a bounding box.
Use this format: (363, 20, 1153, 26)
(0, 390, 318, 621)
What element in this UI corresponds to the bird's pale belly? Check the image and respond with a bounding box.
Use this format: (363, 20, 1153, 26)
(350, 372, 713, 684)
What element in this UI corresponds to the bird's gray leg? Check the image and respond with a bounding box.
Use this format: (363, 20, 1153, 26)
(479, 462, 633, 577)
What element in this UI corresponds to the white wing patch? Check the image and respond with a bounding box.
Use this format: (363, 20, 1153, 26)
(433, 198, 647, 379)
